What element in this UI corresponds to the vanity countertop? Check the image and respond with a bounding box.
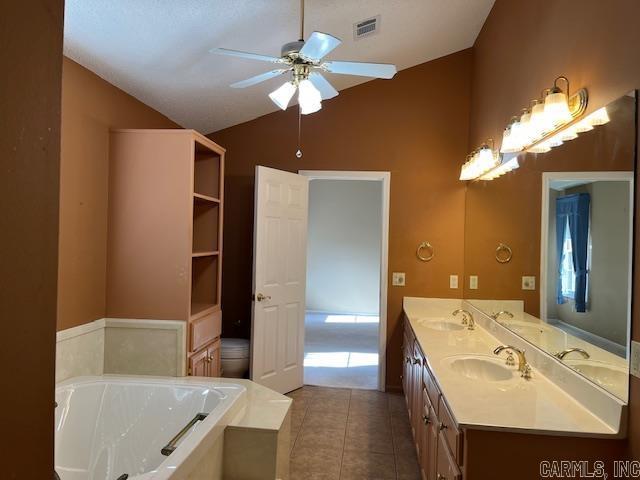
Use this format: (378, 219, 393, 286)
(403, 297, 620, 437)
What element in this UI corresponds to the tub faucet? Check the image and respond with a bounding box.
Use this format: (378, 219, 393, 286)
(555, 348, 590, 360)
(491, 311, 514, 321)
(494, 345, 532, 380)
(452, 309, 475, 330)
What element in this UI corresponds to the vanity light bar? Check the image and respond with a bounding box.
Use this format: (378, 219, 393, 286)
(478, 157, 519, 181)
(459, 139, 500, 181)
(526, 106, 610, 154)
(460, 76, 596, 182)
(501, 76, 588, 155)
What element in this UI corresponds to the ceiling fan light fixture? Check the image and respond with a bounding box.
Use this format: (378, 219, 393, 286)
(269, 81, 297, 110)
(298, 79, 322, 115)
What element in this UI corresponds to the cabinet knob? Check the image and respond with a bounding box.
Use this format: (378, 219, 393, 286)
(405, 356, 411, 364)
(438, 421, 447, 431)
(422, 415, 430, 425)
(437, 474, 446, 480)
(413, 358, 421, 365)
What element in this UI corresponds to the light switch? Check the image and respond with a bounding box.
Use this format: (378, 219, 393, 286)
(392, 272, 406, 286)
(469, 275, 478, 290)
(631, 341, 640, 378)
(522, 276, 536, 290)
(449, 275, 459, 289)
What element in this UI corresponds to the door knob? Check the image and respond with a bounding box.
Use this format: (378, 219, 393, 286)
(254, 293, 271, 302)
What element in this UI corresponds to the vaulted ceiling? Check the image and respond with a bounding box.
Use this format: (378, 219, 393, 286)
(64, 0, 494, 133)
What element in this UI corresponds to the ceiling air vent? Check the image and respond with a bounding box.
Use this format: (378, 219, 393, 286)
(354, 15, 380, 40)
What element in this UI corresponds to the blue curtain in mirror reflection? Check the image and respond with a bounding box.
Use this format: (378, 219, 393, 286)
(556, 193, 591, 312)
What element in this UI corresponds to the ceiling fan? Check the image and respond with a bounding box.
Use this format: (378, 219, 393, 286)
(210, 0, 397, 115)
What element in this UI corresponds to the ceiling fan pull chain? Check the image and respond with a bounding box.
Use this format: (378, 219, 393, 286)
(296, 106, 303, 158)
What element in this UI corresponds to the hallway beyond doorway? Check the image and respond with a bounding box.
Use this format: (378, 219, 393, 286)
(304, 312, 379, 390)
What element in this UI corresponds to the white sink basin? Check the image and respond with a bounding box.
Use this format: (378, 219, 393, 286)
(565, 360, 628, 390)
(417, 318, 465, 332)
(442, 355, 516, 382)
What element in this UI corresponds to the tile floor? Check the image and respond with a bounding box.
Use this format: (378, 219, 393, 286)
(286, 386, 421, 480)
(304, 313, 379, 389)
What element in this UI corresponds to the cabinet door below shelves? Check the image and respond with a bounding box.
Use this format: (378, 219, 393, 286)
(207, 340, 221, 377)
(189, 348, 209, 377)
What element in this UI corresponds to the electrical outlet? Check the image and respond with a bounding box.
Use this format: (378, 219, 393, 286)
(449, 275, 458, 289)
(469, 275, 478, 290)
(522, 276, 536, 290)
(631, 341, 640, 378)
(392, 272, 406, 286)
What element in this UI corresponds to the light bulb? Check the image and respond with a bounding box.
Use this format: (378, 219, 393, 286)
(528, 140, 552, 154)
(500, 127, 514, 153)
(268, 82, 296, 110)
(574, 117, 594, 133)
(298, 79, 322, 115)
(588, 107, 610, 126)
(544, 90, 572, 126)
(519, 110, 533, 146)
(559, 125, 578, 141)
(546, 132, 564, 147)
(530, 102, 553, 139)
(509, 120, 526, 151)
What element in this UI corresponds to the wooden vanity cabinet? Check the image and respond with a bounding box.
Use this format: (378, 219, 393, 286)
(107, 129, 225, 377)
(402, 315, 626, 480)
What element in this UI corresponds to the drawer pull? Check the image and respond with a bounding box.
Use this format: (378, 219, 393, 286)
(438, 421, 447, 431)
(422, 415, 430, 425)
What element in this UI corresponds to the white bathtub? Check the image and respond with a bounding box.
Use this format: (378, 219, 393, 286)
(55, 376, 246, 480)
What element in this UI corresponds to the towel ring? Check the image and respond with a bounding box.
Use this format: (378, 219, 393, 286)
(417, 241, 434, 262)
(496, 243, 513, 263)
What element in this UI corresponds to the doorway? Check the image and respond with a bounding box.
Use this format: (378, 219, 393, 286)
(300, 171, 390, 391)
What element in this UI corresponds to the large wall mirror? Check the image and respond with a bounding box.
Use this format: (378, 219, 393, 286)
(463, 91, 636, 401)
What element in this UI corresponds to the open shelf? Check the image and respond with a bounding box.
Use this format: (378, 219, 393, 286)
(192, 251, 219, 258)
(194, 193, 220, 203)
(194, 142, 221, 199)
(190, 302, 217, 320)
(190, 255, 219, 318)
(192, 202, 219, 253)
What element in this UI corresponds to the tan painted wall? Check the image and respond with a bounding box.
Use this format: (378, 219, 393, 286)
(0, 1, 63, 476)
(469, 0, 640, 458)
(210, 50, 472, 391)
(58, 57, 180, 331)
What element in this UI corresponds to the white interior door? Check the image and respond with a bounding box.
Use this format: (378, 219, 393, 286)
(251, 166, 308, 394)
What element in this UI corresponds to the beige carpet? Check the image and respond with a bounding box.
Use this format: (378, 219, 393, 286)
(304, 312, 379, 390)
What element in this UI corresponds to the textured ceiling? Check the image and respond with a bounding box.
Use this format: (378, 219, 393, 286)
(64, 0, 495, 133)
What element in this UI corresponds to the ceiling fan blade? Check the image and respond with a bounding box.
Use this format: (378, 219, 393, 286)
(309, 72, 338, 100)
(323, 60, 397, 79)
(210, 47, 284, 64)
(230, 69, 290, 88)
(299, 31, 341, 61)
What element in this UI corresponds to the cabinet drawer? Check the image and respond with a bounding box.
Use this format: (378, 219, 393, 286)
(422, 363, 440, 415)
(436, 431, 461, 480)
(190, 310, 221, 352)
(438, 395, 463, 464)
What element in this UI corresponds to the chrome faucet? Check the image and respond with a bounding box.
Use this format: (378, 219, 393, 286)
(494, 345, 532, 380)
(555, 348, 590, 360)
(452, 309, 475, 330)
(491, 310, 514, 321)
